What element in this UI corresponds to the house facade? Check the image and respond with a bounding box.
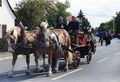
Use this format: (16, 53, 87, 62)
(0, 0, 16, 38)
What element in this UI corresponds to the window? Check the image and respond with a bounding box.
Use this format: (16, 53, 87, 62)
(0, 0, 1, 6)
(2, 25, 7, 38)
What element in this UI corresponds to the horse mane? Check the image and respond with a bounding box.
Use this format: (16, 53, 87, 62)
(17, 26, 25, 43)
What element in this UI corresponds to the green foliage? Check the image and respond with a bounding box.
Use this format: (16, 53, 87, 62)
(47, 1, 70, 27)
(115, 12, 120, 34)
(0, 38, 8, 52)
(77, 10, 91, 30)
(97, 18, 115, 33)
(15, 0, 70, 30)
(97, 23, 106, 32)
(105, 20, 114, 31)
(0, 0, 1, 6)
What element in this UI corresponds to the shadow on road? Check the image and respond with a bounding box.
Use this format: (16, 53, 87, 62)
(0, 61, 89, 82)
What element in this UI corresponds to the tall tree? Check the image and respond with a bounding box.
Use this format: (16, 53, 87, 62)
(105, 20, 114, 31)
(15, 0, 70, 30)
(0, 0, 1, 6)
(115, 12, 120, 34)
(97, 23, 106, 32)
(47, 0, 70, 27)
(77, 10, 91, 30)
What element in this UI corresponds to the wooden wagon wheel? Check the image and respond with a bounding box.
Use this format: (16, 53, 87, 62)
(73, 51, 80, 69)
(87, 52, 92, 64)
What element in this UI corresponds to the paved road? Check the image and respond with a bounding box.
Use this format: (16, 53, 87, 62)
(0, 39, 120, 82)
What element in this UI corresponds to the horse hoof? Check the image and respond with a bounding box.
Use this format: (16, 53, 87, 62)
(75, 65, 80, 69)
(8, 74, 13, 78)
(47, 73, 52, 77)
(25, 71, 31, 75)
(53, 70, 58, 73)
(64, 68, 68, 72)
(8, 71, 13, 78)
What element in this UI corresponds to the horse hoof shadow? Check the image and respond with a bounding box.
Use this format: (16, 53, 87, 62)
(64, 68, 68, 72)
(25, 71, 31, 75)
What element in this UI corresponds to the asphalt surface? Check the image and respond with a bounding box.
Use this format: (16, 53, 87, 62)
(0, 38, 120, 82)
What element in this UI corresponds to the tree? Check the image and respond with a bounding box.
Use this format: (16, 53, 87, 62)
(97, 18, 116, 33)
(0, 0, 1, 6)
(105, 20, 113, 31)
(77, 10, 91, 30)
(97, 23, 106, 32)
(15, 0, 70, 30)
(77, 10, 84, 18)
(115, 12, 120, 34)
(47, 0, 70, 27)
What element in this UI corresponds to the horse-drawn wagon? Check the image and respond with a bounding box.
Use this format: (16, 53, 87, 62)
(70, 31, 96, 65)
(72, 44, 92, 64)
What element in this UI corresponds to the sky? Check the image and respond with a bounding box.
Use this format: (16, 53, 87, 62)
(8, 0, 120, 28)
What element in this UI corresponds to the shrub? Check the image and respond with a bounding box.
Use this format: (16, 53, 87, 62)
(0, 38, 8, 52)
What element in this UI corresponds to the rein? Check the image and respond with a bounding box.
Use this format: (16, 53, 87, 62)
(25, 31, 37, 41)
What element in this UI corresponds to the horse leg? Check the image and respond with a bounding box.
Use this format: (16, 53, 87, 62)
(42, 54, 46, 69)
(8, 53, 17, 78)
(47, 52, 52, 77)
(52, 53, 59, 73)
(64, 59, 68, 72)
(25, 54, 31, 75)
(64, 51, 69, 72)
(34, 53, 40, 72)
(54, 57, 59, 73)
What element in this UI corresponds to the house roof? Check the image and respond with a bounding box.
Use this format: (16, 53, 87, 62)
(6, 0, 16, 18)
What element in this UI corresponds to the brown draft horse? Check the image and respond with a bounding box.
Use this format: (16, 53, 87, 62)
(39, 22, 79, 76)
(38, 22, 65, 77)
(53, 29, 76, 70)
(53, 29, 81, 69)
(7, 26, 40, 78)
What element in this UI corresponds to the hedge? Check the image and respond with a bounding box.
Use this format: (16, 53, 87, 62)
(0, 38, 8, 52)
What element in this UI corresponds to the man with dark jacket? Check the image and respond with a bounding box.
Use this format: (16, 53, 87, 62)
(67, 16, 80, 43)
(67, 16, 79, 31)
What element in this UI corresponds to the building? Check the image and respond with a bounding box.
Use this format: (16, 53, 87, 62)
(0, 0, 16, 38)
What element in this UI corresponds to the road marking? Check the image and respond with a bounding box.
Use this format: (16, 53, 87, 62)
(0, 58, 3, 61)
(97, 57, 109, 63)
(0, 55, 24, 61)
(115, 52, 120, 56)
(51, 68, 83, 80)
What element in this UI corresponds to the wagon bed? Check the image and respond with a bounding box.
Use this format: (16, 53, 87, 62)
(72, 44, 92, 64)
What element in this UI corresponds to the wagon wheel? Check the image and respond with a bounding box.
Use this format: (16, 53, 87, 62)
(87, 52, 92, 64)
(73, 51, 80, 69)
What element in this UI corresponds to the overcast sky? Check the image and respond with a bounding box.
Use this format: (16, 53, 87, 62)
(8, 0, 120, 28)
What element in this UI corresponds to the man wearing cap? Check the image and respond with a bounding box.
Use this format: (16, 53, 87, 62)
(67, 16, 80, 43)
(56, 16, 67, 30)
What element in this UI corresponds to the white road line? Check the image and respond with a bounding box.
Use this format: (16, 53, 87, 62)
(51, 68, 83, 80)
(0, 55, 24, 61)
(115, 52, 120, 56)
(97, 57, 109, 63)
(0, 58, 3, 61)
